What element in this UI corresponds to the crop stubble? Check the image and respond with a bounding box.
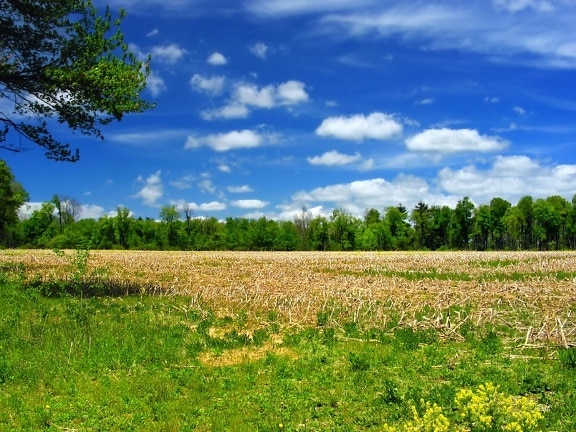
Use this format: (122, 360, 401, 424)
(2, 250, 576, 346)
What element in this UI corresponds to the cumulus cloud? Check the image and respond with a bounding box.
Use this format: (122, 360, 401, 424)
(201, 80, 309, 119)
(235, 84, 276, 108)
(264, 155, 576, 220)
(292, 176, 440, 216)
(151, 43, 187, 64)
(307, 150, 362, 166)
(405, 128, 509, 153)
(190, 74, 226, 95)
(208, 52, 228, 65)
(249, 42, 269, 58)
(439, 155, 576, 203)
(232, 199, 268, 209)
(315, 112, 403, 142)
(277, 81, 309, 105)
(185, 130, 264, 152)
(135, 171, 163, 206)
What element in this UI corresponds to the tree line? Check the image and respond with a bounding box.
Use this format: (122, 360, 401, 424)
(3, 161, 576, 251)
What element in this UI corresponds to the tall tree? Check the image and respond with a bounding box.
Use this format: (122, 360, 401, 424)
(489, 197, 511, 250)
(1, 0, 154, 161)
(411, 201, 431, 249)
(516, 196, 535, 249)
(160, 205, 180, 248)
(51, 195, 80, 232)
(0, 159, 28, 246)
(293, 205, 312, 250)
(384, 205, 413, 249)
(451, 197, 475, 249)
(114, 206, 132, 249)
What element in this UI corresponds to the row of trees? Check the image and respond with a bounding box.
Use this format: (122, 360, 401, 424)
(3, 160, 576, 252)
(9, 199, 576, 253)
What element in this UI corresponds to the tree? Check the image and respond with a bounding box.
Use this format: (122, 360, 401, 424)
(1, 0, 154, 161)
(293, 205, 312, 250)
(160, 205, 180, 248)
(114, 206, 132, 249)
(411, 201, 431, 249)
(451, 197, 475, 249)
(489, 197, 511, 250)
(51, 194, 80, 232)
(384, 205, 413, 249)
(0, 159, 28, 245)
(516, 196, 535, 249)
(19, 201, 57, 246)
(533, 198, 561, 250)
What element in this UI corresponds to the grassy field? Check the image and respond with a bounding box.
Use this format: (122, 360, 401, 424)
(1, 250, 576, 430)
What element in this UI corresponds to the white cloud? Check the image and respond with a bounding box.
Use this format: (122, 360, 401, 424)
(185, 130, 264, 152)
(439, 155, 576, 203)
(135, 171, 163, 206)
(194, 201, 227, 211)
(146, 28, 159, 37)
(292, 176, 442, 217)
(270, 155, 576, 220)
(201, 104, 250, 120)
(147, 72, 167, 97)
(200, 181, 216, 194)
(218, 164, 232, 173)
(108, 129, 188, 145)
(249, 42, 269, 58)
(405, 128, 509, 153)
(151, 43, 187, 64)
(316, 3, 576, 69)
(202, 80, 309, 119)
(80, 204, 106, 220)
(416, 98, 435, 105)
(315, 112, 403, 142)
(245, 0, 378, 17)
(190, 74, 226, 95)
(277, 80, 309, 105)
(208, 52, 228, 65)
(232, 199, 269, 209)
(235, 83, 276, 108)
(18, 202, 44, 219)
(200, 201, 227, 211)
(228, 185, 254, 193)
(307, 150, 361, 166)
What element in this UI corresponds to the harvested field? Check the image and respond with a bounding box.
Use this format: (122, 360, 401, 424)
(2, 250, 576, 346)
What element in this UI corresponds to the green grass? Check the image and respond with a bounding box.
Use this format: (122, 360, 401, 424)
(322, 266, 576, 282)
(1, 271, 576, 431)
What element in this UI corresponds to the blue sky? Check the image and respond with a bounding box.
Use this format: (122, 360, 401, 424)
(8, 0, 576, 221)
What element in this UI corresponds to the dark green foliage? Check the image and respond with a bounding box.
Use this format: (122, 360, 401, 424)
(1, 0, 154, 161)
(558, 347, 576, 369)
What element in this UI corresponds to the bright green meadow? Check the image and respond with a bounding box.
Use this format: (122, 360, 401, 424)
(1, 256, 576, 431)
